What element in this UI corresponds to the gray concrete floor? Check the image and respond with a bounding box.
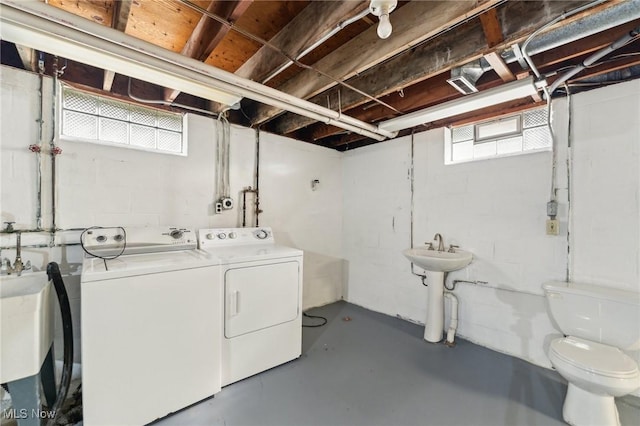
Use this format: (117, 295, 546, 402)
(156, 301, 640, 426)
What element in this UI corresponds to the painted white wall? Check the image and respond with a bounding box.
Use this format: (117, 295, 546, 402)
(259, 132, 344, 309)
(3, 63, 639, 389)
(343, 79, 640, 374)
(569, 81, 640, 290)
(343, 129, 562, 367)
(0, 66, 343, 364)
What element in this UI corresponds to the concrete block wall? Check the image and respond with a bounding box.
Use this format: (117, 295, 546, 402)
(342, 135, 420, 321)
(342, 130, 563, 367)
(260, 132, 344, 309)
(2, 63, 639, 384)
(570, 80, 640, 290)
(0, 66, 344, 364)
(342, 79, 640, 373)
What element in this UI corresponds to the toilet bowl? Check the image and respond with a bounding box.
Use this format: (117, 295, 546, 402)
(543, 281, 640, 426)
(548, 336, 640, 426)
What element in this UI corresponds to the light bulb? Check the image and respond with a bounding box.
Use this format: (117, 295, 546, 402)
(377, 13, 392, 39)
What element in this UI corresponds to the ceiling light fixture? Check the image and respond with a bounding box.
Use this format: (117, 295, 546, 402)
(369, 0, 397, 39)
(378, 77, 546, 132)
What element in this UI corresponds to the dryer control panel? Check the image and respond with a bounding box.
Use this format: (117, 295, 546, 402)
(198, 227, 274, 249)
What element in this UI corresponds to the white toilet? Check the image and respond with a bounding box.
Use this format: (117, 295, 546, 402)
(543, 281, 640, 426)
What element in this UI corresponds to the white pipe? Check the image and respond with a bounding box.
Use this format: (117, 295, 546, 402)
(0, 0, 396, 141)
(444, 292, 458, 345)
(379, 77, 542, 132)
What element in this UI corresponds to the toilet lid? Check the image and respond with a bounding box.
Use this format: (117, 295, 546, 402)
(550, 337, 639, 379)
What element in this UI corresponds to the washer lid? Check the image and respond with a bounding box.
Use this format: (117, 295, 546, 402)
(550, 337, 639, 379)
(81, 249, 218, 282)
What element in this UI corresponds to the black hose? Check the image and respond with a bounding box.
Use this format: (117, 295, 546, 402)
(302, 312, 328, 328)
(46, 262, 74, 425)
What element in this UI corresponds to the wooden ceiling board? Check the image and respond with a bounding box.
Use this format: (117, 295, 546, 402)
(267, 0, 615, 137)
(247, 0, 504, 125)
(205, 0, 309, 73)
(125, 0, 205, 52)
(264, 18, 372, 88)
(47, 0, 115, 26)
(2, 0, 636, 151)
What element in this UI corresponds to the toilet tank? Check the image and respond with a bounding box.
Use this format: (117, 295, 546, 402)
(543, 281, 640, 350)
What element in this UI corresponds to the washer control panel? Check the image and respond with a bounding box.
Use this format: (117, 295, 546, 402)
(82, 226, 197, 256)
(198, 227, 273, 249)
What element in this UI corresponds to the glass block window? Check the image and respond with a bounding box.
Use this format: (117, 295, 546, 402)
(445, 107, 551, 164)
(60, 86, 186, 155)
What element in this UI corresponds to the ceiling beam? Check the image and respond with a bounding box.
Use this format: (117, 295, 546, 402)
(245, 0, 504, 125)
(479, 8, 503, 48)
(267, 0, 624, 137)
(292, 18, 640, 145)
(103, 0, 132, 92)
(164, 0, 253, 102)
(235, 1, 369, 84)
(15, 44, 36, 71)
(330, 97, 543, 150)
(484, 52, 515, 82)
(294, 73, 505, 143)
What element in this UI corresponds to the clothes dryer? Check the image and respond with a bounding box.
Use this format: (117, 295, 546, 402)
(198, 227, 303, 386)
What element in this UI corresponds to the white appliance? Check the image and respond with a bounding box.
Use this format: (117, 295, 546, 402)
(81, 226, 222, 426)
(543, 281, 640, 426)
(198, 227, 303, 386)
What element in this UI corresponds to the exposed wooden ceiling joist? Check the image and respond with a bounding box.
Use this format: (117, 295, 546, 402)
(479, 8, 503, 48)
(484, 52, 515, 82)
(266, 0, 622, 138)
(245, 0, 504, 126)
(103, 0, 132, 92)
(289, 16, 640, 145)
(164, 0, 253, 102)
(15, 44, 36, 72)
(4, 0, 638, 151)
(235, 1, 369, 84)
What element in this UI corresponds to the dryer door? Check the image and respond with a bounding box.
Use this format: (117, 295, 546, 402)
(225, 261, 300, 338)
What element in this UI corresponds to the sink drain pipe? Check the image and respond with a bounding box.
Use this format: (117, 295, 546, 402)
(443, 292, 458, 347)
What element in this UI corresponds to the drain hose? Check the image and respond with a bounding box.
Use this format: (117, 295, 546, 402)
(46, 262, 74, 425)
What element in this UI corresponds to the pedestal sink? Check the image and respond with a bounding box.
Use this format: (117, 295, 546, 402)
(402, 246, 472, 343)
(1, 272, 54, 383)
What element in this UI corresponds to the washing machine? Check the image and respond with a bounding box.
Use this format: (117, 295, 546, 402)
(198, 227, 303, 386)
(80, 226, 221, 426)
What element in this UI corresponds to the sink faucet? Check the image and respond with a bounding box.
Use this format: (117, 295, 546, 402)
(4, 231, 31, 276)
(433, 233, 445, 252)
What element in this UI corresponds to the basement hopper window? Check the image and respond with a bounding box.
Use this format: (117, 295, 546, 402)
(60, 86, 186, 155)
(445, 107, 551, 164)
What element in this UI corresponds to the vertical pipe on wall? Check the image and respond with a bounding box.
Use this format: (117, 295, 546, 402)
(50, 57, 59, 236)
(547, 95, 558, 202)
(254, 129, 260, 226)
(34, 54, 45, 230)
(409, 130, 414, 249)
(565, 86, 574, 283)
(408, 130, 425, 280)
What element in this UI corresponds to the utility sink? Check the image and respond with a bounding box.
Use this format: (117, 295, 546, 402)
(403, 247, 473, 272)
(0, 272, 54, 383)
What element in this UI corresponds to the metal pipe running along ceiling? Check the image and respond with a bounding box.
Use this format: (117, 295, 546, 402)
(0, 0, 396, 142)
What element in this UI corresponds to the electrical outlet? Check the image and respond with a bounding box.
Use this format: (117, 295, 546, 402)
(215, 202, 223, 214)
(546, 219, 559, 235)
